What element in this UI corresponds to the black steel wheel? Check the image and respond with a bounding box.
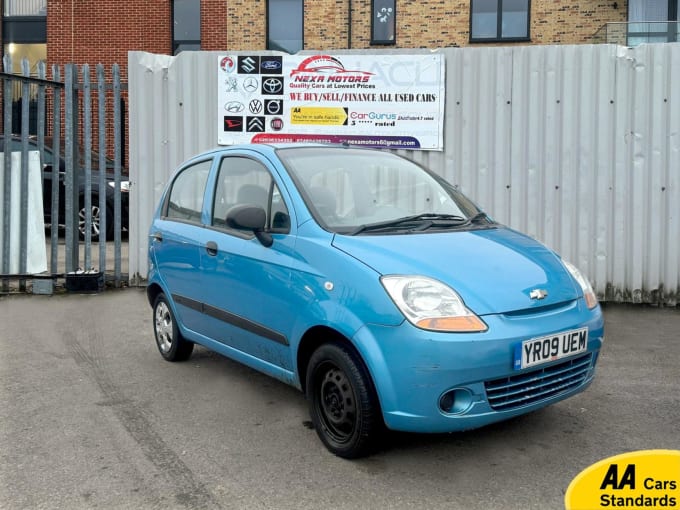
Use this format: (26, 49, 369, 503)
(306, 342, 382, 458)
(152, 293, 193, 362)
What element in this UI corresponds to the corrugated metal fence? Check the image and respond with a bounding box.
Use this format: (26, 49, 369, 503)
(128, 44, 680, 305)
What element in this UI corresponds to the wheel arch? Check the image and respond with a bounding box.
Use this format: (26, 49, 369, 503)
(297, 325, 375, 396)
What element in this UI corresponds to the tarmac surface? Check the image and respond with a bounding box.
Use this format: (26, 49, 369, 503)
(0, 290, 678, 510)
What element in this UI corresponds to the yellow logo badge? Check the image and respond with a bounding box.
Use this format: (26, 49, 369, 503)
(565, 450, 680, 510)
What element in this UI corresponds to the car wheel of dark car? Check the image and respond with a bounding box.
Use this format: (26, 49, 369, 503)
(78, 196, 114, 241)
(153, 293, 194, 362)
(306, 342, 382, 458)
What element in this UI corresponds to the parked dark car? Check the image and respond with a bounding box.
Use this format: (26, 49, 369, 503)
(0, 135, 129, 240)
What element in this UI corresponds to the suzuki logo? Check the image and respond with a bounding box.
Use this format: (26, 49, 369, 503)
(529, 289, 548, 300)
(241, 57, 256, 73)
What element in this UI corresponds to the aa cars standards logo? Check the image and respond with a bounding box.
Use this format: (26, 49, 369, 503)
(565, 450, 680, 509)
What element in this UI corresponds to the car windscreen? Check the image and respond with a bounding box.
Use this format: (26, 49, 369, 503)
(276, 146, 484, 234)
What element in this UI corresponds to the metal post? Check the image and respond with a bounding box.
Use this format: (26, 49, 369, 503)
(97, 64, 106, 276)
(113, 64, 122, 286)
(50, 65, 61, 275)
(1, 55, 12, 292)
(19, 58, 30, 291)
(83, 64, 92, 270)
(64, 64, 79, 273)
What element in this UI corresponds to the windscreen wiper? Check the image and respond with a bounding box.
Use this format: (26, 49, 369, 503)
(349, 213, 467, 236)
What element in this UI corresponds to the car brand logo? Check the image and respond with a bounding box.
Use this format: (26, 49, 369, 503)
(529, 289, 548, 300)
(249, 99, 263, 114)
(243, 77, 259, 93)
(265, 99, 282, 115)
(224, 77, 238, 92)
(262, 77, 283, 95)
(223, 116, 243, 131)
(247, 116, 265, 132)
(239, 56, 257, 74)
(220, 56, 236, 73)
(261, 57, 282, 74)
(224, 101, 245, 113)
(270, 118, 284, 131)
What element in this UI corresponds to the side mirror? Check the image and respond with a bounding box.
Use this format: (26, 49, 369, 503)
(226, 205, 273, 247)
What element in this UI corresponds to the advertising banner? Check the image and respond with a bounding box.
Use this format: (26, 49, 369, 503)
(217, 53, 445, 150)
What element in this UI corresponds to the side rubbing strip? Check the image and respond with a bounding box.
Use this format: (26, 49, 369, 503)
(172, 294, 289, 346)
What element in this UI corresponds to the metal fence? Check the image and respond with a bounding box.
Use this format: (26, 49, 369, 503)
(128, 44, 679, 305)
(0, 56, 128, 294)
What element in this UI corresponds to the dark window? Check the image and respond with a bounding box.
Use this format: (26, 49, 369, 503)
(371, 0, 396, 45)
(3, 0, 46, 16)
(267, 0, 303, 54)
(166, 159, 211, 223)
(628, 0, 678, 45)
(470, 0, 530, 42)
(173, 0, 201, 55)
(213, 157, 290, 233)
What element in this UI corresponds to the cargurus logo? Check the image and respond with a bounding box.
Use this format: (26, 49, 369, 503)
(349, 112, 397, 120)
(565, 450, 680, 509)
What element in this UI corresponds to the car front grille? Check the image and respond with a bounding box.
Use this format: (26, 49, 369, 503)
(484, 353, 593, 412)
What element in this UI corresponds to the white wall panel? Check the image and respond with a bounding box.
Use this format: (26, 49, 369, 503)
(129, 44, 680, 305)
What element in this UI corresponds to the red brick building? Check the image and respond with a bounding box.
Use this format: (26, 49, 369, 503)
(3, 1, 679, 80)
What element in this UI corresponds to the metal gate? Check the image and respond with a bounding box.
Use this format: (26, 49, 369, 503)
(0, 56, 128, 294)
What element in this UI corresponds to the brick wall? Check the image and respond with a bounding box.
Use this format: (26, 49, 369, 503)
(46, 0, 171, 81)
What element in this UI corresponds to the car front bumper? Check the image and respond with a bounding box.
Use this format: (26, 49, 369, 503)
(353, 299, 604, 433)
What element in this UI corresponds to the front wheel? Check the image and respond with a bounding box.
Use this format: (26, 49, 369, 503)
(79, 197, 114, 241)
(306, 343, 382, 458)
(153, 293, 194, 362)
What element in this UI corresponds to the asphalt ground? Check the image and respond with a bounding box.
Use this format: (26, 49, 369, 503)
(0, 291, 678, 510)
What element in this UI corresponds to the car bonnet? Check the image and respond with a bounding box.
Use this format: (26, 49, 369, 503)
(331, 227, 581, 316)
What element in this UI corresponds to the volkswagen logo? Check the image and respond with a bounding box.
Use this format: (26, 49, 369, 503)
(224, 101, 245, 113)
(249, 99, 263, 114)
(243, 77, 259, 93)
(262, 77, 283, 94)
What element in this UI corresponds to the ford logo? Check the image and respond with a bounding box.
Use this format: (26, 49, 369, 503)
(261, 60, 282, 71)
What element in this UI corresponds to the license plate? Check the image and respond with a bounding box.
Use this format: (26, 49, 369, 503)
(513, 327, 589, 370)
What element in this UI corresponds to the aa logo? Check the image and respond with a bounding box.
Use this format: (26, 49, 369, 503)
(565, 450, 680, 509)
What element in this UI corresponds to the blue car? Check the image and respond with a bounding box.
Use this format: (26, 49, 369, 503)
(147, 144, 604, 458)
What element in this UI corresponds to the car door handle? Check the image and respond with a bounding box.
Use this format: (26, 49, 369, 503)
(152, 232, 163, 243)
(206, 241, 218, 256)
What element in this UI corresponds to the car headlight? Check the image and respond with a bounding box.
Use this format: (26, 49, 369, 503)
(563, 260, 598, 309)
(108, 181, 130, 192)
(380, 276, 487, 332)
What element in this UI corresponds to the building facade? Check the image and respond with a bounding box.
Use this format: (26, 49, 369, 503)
(3, 1, 680, 79)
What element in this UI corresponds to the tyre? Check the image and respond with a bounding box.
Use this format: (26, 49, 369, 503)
(79, 197, 114, 241)
(152, 293, 194, 362)
(306, 342, 382, 458)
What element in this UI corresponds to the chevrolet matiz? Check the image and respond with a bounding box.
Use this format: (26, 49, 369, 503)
(147, 144, 604, 458)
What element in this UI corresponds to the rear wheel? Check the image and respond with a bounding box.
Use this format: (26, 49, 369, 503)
(306, 342, 382, 458)
(153, 293, 193, 361)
